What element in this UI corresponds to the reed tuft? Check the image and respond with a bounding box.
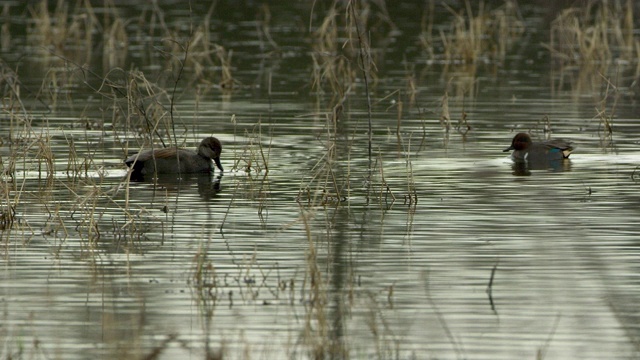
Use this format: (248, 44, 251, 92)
(546, 0, 638, 93)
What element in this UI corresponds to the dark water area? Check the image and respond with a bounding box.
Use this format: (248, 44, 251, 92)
(1, 1, 640, 359)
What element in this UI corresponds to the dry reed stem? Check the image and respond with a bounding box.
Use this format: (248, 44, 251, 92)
(404, 135, 418, 207)
(298, 205, 331, 359)
(594, 73, 619, 150)
(257, 4, 279, 51)
(547, 0, 637, 93)
(306, 0, 404, 208)
(102, 1, 128, 72)
(430, 0, 523, 68)
(376, 152, 395, 207)
(296, 103, 346, 207)
(440, 92, 451, 132)
(27, 0, 99, 66)
(310, 3, 356, 100)
(0, 179, 16, 233)
(348, 0, 375, 204)
(232, 118, 270, 174)
(364, 292, 401, 358)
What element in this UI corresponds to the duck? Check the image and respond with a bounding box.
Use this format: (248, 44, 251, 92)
(503, 132, 573, 164)
(125, 137, 223, 179)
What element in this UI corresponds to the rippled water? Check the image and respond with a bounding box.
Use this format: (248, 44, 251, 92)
(1, 1, 640, 359)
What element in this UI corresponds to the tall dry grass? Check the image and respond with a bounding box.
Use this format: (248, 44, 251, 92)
(27, 0, 98, 66)
(420, 0, 524, 68)
(546, 0, 638, 93)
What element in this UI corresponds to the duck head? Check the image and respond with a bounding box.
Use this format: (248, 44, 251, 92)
(198, 137, 224, 172)
(503, 132, 532, 152)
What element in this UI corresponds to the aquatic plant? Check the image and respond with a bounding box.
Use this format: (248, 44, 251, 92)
(420, 0, 524, 67)
(546, 0, 638, 93)
(27, 0, 98, 66)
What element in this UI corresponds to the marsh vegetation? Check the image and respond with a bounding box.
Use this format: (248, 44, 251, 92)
(1, 1, 640, 359)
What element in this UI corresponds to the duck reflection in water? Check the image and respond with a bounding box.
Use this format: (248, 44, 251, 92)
(157, 172, 223, 200)
(503, 132, 574, 175)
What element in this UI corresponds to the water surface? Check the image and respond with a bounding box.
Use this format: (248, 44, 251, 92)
(1, 1, 640, 359)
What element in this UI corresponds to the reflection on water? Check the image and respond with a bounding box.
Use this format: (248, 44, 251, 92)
(511, 158, 573, 176)
(1, 1, 640, 359)
(126, 172, 223, 201)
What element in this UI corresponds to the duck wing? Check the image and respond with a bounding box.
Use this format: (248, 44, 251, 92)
(125, 147, 185, 166)
(542, 139, 574, 158)
(543, 139, 573, 151)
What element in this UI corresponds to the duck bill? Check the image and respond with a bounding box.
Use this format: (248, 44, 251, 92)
(214, 157, 224, 172)
(503, 145, 514, 152)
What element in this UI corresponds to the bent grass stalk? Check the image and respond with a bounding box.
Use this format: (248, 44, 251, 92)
(595, 73, 619, 150)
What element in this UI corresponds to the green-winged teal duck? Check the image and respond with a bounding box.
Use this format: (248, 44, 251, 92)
(503, 133, 573, 163)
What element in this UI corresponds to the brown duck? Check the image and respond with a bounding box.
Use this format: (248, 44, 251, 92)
(125, 137, 223, 179)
